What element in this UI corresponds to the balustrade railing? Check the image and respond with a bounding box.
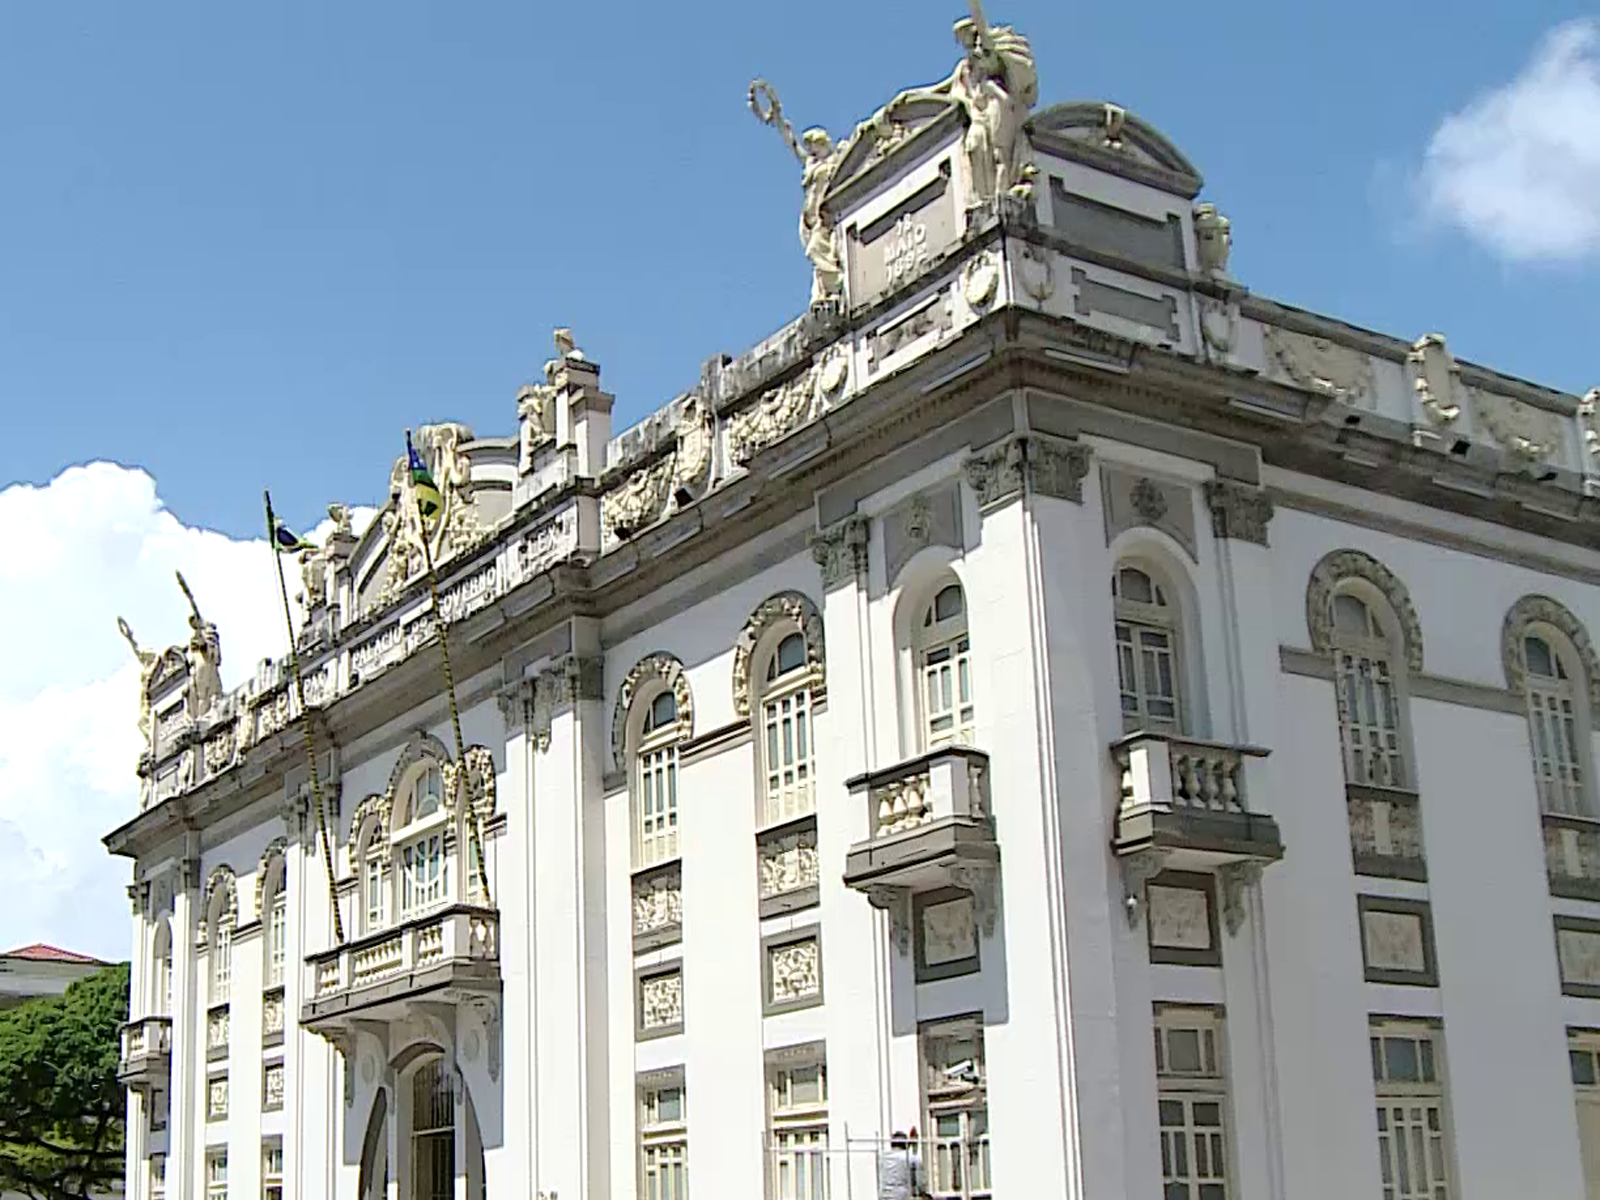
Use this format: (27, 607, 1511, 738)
(848, 747, 991, 843)
(306, 905, 499, 1000)
(119, 1015, 172, 1064)
(1113, 732, 1266, 818)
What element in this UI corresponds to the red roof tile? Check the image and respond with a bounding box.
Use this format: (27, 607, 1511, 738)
(1, 943, 104, 965)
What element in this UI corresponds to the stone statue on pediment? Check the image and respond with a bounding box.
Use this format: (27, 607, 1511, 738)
(750, 80, 845, 308)
(175, 570, 224, 716)
(888, 2, 1039, 210)
(117, 617, 161, 738)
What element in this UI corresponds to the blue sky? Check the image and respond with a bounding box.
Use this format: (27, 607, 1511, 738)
(0, 3, 1598, 956)
(2, 0, 1597, 538)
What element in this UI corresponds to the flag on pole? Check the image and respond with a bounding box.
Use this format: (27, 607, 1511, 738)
(406, 430, 444, 522)
(272, 519, 317, 554)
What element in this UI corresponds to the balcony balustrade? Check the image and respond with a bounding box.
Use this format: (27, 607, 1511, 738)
(842, 747, 998, 899)
(118, 1014, 172, 1091)
(1111, 732, 1282, 868)
(301, 904, 499, 1036)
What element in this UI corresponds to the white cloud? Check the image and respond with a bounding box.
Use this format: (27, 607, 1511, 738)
(1414, 19, 1600, 264)
(0, 464, 373, 962)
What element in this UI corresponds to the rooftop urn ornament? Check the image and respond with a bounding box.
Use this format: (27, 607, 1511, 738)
(749, 79, 845, 310)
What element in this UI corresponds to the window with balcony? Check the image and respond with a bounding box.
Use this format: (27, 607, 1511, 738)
(262, 855, 287, 990)
(635, 690, 682, 870)
(393, 763, 451, 920)
(916, 581, 974, 751)
(205, 1149, 227, 1200)
(1330, 590, 1410, 790)
(1569, 1030, 1600, 1199)
(1113, 563, 1183, 735)
(151, 918, 172, 1017)
(639, 1074, 688, 1200)
(262, 1140, 283, 1200)
(1520, 629, 1593, 817)
(920, 1016, 989, 1200)
(766, 1048, 828, 1200)
(1370, 1019, 1456, 1200)
(1155, 1006, 1232, 1200)
(760, 632, 816, 827)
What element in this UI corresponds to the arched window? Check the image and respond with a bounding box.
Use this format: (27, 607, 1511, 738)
(1330, 591, 1407, 789)
(393, 764, 450, 920)
(1523, 630, 1588, 815)
(359, 818, 387, 933)
(759, 632, 815, 826)
(151, 919, 172, 1017)
(411, 1059, 456, 1200)
(1112, 563, 1182, 734)
(636, 691, 681, 869)
(916, 581, 974, 750)
(207, 891, 234, 1006)
(261, 857, 287, 989)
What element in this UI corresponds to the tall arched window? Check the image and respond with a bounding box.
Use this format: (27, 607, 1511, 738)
(1113, 563, 1183, 734)
(151, 919, 172, 1017)
(759, 632, 815, 826)
(393, 764, 449, 920)
(637, 691, 681, 869)
(916, 580, 974, 750)
(261, 857, 287, 989)
(1522, 630, 1588, 815)
(1330, 591, 1407, 789)
(411, 1059, 456, 1200)
(359, 818, 388, 933)
(207, 890, 234, 1006)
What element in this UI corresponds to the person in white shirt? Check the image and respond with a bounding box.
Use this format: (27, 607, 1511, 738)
(877, 1130, 928, 1200)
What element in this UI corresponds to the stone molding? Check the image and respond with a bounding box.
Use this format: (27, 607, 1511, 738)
(198, 865, 237, 944)
(1502, 595, 1600, 708)
(731, 592, 827, 718)
(611, 654, 694, 772)
(1204, 479, 1273, 545)
(1306, 548, 1424, 672)
(254, 838, 287, 923)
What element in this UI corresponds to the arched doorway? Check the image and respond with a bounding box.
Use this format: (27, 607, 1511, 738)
(358, 1088, 388, 1200)
(397, 1056, 487, 1200)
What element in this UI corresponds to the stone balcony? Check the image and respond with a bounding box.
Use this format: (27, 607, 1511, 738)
(1110, 732, 1282, 869)
(1543, 812, 1600, 901)
(842, 747, 998, 900)
(301, 904, 500, 1036)
(118, 1014, 172, 1091)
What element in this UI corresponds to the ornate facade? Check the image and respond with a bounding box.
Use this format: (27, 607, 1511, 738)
(108, 7, 1600, 1199)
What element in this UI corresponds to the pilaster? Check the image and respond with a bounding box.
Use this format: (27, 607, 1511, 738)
(167, 843, 200, 1200)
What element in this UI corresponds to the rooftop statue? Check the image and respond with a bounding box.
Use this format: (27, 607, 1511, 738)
(749, 81, 844, 309)
(176, 570, 224, 717)
(116, 617, 161, 739)
(886, 1, 1039, 211)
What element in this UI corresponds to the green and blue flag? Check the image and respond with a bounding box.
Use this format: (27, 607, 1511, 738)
(407, 430, 444, 522)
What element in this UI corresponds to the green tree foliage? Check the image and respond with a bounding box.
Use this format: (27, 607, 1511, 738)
(0, 963, 129, 1200)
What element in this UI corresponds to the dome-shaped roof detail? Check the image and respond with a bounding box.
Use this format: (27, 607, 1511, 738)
(1028, 102, 1203, 199)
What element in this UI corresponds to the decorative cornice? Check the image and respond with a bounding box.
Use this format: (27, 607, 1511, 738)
(1305, 548, 1424, 672)
(1502, 595, 1600, 709)
(731, 592, 827, 718)
(1204, 479, 1273, 545)
(808, 515, 869, 590)
(610, 653, 694, 771)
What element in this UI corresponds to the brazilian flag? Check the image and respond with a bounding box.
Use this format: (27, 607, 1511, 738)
(406, 431, 444, 522)
(273, 519, 317, 554)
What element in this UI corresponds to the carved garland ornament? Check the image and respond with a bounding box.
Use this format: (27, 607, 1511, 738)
(1305, 549, 1424, 673)
(611, 653, 695, 771)
(1502, 595, 1600, 709)
(601, 399, 716, 541)
(346, 791, 391, 868)
(731, 592, 827, 718)
(442, 745, 499, 824)
(254, 838, 287, 922)
(198, 865, 238, 945)
(384, 731, 455, 821)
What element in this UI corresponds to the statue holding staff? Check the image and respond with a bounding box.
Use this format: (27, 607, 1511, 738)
(749, 79, 845, 308)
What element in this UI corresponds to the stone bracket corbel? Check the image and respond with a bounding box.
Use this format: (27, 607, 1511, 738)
(865, 884, 912, 956)
(1118, 847, 1171, 927)
(1217, 860, 1265, 937)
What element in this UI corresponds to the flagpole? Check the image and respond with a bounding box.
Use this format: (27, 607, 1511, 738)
(410, 432, 494, 908)
(264, 491, 347, 946)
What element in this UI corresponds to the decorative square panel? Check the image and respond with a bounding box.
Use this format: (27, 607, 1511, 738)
(263, 1061, 284, 1111)
(206, 1005, 229, 1060)
(914, 889, 979, 982)
(1556, 917, 1600, 998)
(633, 864, 683, 953)
(763, 928, 823, 1015)
(262, 989, 285, 1043)
(637, 963, 684, 1040)
(757, 818, 820, 918)
(1358, 896, 1437, 986)
(206, 1075, 229, 1121)
(1147, 872, 1221, 968)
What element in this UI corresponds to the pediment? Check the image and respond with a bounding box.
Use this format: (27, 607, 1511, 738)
(824, 97, 964, 214)
(1028, 102, 1203, 199)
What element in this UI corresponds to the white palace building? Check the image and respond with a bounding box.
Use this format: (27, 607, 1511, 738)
(106, 8, 1600, 1199)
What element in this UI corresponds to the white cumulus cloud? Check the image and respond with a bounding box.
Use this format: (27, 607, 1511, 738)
(0, 464, 373, 962)
(1414, 19, 1600, 264)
